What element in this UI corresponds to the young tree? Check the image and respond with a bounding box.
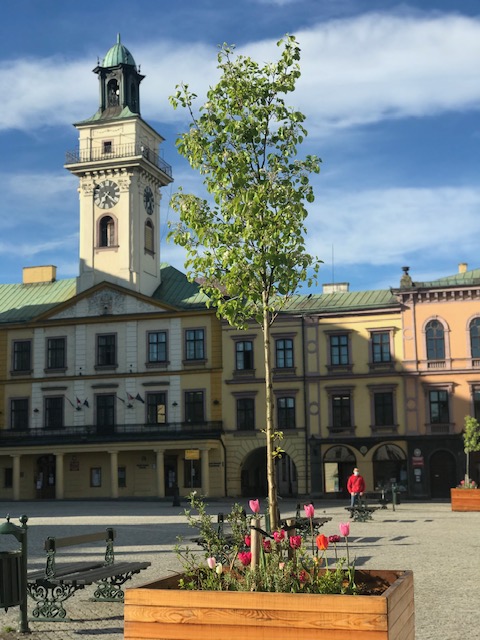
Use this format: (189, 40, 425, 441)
(168, 35, 321, 531)
(463, 416, 480, 485)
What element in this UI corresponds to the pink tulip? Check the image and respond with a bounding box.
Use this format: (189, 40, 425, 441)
(207, 556, 216, 569)
(273, 529, 286, 543)
(304, 503, 315, 519)
(339, 522, 350, 537)
(249, 499, 260, 514)
(244, 535, 251, 547)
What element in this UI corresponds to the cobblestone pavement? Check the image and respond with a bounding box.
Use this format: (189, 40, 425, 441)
(1, 498, 479, 639)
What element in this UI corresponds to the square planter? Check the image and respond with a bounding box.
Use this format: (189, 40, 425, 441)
(125, 569, 414, 640)
(451, 488, 480, 511)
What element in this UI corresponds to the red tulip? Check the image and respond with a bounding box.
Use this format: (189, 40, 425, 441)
(273, 529, 285, 543)
(289, 535, 302, 550)
(238, 551, 252, 566)
(244, 534, 251, 547)
(262, 539, 272, 552)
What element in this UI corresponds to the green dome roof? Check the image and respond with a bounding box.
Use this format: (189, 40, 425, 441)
(103, 34, 136, 68)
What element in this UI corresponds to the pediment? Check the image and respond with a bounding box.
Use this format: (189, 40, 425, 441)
(48, 285, 169, 320)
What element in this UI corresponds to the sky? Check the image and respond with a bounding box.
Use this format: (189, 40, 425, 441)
(1, 0, 480, 293)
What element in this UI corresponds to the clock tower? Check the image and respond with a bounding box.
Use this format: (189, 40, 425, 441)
(65, 34, 173, 296)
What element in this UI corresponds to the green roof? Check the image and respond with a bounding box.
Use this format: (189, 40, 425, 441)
(284, 289, 398, 314)
(410, 267, 480, 289)
(154, 264, 210, 309)
(0, 279, 77, 324)
(103, 34, 136, 68)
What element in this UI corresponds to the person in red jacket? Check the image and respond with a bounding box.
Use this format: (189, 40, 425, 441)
(347, 467, 366, 508)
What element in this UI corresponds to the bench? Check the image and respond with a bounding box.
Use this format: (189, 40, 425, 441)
(345, 501, 380, 522)
(27, 528, 150, 621)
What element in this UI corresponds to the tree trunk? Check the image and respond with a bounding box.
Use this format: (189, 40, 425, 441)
(263, 301, 278, 531)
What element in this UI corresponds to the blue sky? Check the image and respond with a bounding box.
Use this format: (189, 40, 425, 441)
(1, 0, 480, 293)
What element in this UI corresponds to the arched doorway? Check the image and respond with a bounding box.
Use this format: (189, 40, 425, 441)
(241, 448, 297, 498)
(430, 450, 457, 498)
(323, 446, 355, 497)
(35, 454, 56, 499)
(372, 444, 407, 493)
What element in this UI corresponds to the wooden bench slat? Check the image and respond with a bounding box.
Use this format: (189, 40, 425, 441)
(28, 561, 102, 580)
(54, 561, 151, 586)
(44, 529, 115, 550)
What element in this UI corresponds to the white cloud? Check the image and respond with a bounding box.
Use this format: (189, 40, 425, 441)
(308, 186, 480, 268)
(2, 12, 480, 135)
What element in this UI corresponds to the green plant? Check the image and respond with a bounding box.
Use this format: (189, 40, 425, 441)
(462, 416, 480, 486)
(175, 493, 358, 595)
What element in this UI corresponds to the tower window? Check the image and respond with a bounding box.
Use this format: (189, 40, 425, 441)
(99, 216, 116, 247)
(107, 79, 120, 106)
(145, 219, 154, 253)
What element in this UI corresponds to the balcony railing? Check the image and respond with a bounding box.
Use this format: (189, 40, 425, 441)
(65, 143, 172, 178)
(0, 421, 223, 445)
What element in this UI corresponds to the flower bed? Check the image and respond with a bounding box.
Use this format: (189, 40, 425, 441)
(124, 569, 414, 639)
(451, 487, 480, 511)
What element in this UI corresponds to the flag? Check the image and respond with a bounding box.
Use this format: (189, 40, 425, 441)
(76, 397, 82, 405)
(135, 393, 145, 404)
(83, 399, 89, 408)
(127, 392, 135, 401)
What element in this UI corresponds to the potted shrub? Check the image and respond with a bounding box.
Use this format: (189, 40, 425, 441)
(451, 416, 480, 511)
(125, 494, 414, 639)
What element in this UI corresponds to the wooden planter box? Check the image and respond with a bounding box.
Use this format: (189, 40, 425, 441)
(125, 569, 414, 640)
(451, 488, 480, 511)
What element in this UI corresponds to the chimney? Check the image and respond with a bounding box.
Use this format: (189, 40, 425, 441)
(458, 263, 468, 274)
(23, 265, 57, 284)
(322, 282, 349, 294)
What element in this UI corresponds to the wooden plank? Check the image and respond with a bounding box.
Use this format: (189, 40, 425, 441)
(386, 572, 414, 628)
(124, 603, 387, 632)
(124, 620, 389, 640)
(43, 529, 114, 550)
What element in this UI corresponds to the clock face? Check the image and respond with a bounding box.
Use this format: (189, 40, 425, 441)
(94, 180, 120, 209)
(144, 186, 154, 215)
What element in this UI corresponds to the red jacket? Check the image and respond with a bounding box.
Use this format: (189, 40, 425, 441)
(347, 474, 365, 494)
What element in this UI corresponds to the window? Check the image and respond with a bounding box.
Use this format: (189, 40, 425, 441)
(96, 334, 116, 367)
(99, 215, 115, 247)
(146, 392, 167, 424)
(426, 320, 445, 360)
(10, 398, 28, 430)
(90, 467, 102, 487)
(330, 334, 349, 366)
(276, 338, 294, 368)
(103, 140, 112, 154)
(184, 458, 202, 488)
(145, 220, 154, 253)
(236, 341, 254, 370)
(470, 318, 480, 359)
(429, 390, 449, 424)
(277, 397, 296, 429)
(96, 394, 116, 432)
(371, 332, 391, 363)
(185, 391, 204, 423)
(148, 331, 167, 363)
(374, 392, 394, 426)
(474, 389, 480, 422)
(44, 397, 64, 429)
(46, 337, 66, 370)
(185, 329, 205, 361)
(118, 467, 126, 488)
(332, 394, 351, 429)
(12, 340, 31, 372)
(236, 398, 255, 430)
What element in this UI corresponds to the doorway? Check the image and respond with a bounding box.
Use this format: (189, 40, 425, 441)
(35, 454, 56, 499)
(164, 455, 178, 496)
(430, 450, 457, 498)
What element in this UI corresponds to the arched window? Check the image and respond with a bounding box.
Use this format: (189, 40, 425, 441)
(107, 79, 119, 106)
(145, 219, 154, 253)
(426, 320, 445, 360)
(99, 216, 115, 247)
(470, 318, 480, 358)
